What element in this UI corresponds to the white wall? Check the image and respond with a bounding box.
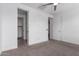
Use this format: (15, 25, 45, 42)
(1, 3, 53, 51)
(53, 3, 79, 45)
(0, 4, 2, 54)
(1, 4, 17, 51)
(29, 11, 48, 45)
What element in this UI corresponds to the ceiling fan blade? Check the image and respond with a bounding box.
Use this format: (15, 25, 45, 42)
(40, 3, 53, 7)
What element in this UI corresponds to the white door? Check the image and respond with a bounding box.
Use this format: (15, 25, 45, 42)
(53, 16, 63, 41)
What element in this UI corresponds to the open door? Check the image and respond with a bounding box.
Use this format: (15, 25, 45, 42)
(48, 17, 50, 40)
(48, 17, 53, 40)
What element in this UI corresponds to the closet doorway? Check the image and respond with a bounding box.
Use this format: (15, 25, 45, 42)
(18, 9, 28, 48)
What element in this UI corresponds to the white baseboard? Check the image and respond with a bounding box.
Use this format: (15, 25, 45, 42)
(29, 40, 48, 46)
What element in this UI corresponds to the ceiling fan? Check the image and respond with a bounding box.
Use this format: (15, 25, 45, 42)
(39, 3, 58, 11)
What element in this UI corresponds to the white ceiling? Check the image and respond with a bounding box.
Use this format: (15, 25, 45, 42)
(23, 3, 54, 14)
(23, 3, 48, 8)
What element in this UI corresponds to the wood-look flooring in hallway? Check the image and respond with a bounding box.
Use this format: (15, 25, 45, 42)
(1, 40, 79, 56)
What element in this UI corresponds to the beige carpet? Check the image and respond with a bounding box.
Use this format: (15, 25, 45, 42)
(1, 40, 79, 56)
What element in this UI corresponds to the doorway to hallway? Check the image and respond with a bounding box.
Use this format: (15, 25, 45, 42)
(18, 9, 28, 48)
